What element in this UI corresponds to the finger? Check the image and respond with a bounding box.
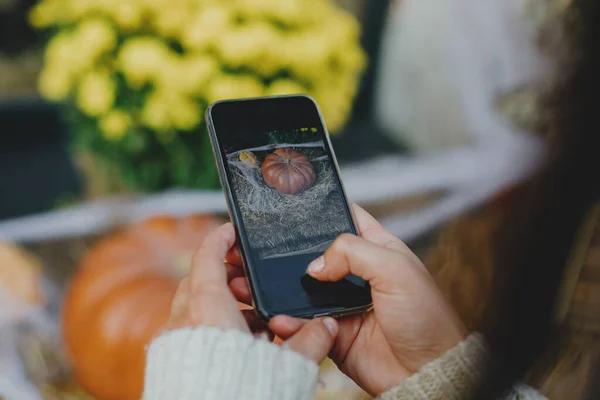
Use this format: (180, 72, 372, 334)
(241, 309, 267, 332)
(225, 262, 245, 283)
(284, 318, 338, 364)
(351, 202, 382, 233)
(225, 244, 244, 266)
(329, 314, 364, 368)
(229, 277, 252, 305)
(191, 222, 236, 293)
(269, 315, 306, 339)
(171, 277, 191, 314)
(307, 234, 412, 287)
(271, 315, 362, 366)
(189, 223, 248, 330)
(165, 277, 191, 330)
(352, 203, 407, 252)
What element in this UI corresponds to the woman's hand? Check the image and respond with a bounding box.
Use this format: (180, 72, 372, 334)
(165, 222, 339, 365)
(228, 205, 467, 397)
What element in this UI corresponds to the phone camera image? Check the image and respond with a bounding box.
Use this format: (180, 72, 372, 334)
(224, 127, 353, 261)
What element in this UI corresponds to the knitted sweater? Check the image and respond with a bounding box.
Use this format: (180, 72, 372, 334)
(143, 327, 545, 400)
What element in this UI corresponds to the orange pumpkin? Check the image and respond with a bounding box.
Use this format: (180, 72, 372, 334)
(261, 148, 316, 194)
(63, 215, 224, 400)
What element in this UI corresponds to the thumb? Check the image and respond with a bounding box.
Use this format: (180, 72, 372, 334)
(307, 233, 408, 287)
(284, 317, 338, 364)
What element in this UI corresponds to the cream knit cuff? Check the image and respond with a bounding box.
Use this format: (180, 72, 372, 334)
(143, 326, 319, 400)
(378, 333, 488, 400)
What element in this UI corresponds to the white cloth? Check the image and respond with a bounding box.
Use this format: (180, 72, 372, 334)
(144, 327, 318, 400)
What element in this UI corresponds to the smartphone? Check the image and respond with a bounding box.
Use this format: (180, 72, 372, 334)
(206, 95, 372, 321)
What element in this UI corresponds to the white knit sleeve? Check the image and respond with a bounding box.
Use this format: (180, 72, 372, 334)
(143, 326, 319, 400)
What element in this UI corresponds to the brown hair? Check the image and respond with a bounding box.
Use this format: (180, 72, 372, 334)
(426, 1, 600, 398)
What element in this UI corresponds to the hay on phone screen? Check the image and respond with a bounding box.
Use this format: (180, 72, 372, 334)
(229, 147, 351, 259)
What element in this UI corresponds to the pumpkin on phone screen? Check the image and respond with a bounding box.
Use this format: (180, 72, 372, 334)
(62, 215, 223, 400)
(261, 148, 316, 194)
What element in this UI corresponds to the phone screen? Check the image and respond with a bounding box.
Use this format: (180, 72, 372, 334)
(209, 96, 371, 317)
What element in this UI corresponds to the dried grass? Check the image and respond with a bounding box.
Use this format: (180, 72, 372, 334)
(229, 147, 351, 259)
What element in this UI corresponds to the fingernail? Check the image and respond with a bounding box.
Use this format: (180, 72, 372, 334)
(322, 317, 337, 336)
(307, 256, 325, 274)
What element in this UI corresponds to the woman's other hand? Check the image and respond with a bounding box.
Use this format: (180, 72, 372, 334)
(165, 222, 339, 365)
(230, 205, 467, 396)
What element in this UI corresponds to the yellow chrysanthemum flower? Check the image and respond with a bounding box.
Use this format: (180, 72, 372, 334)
(68, 0, 102, 21)
(74, 17, 117, 61)
(155, 54, 220, 96)
(141, 92, 171, 131)
(44, 32, 78, 67)
(207, 75, 264, 104)
(142, 91, 201, 132)
(38, 67, 73, 101)
(144, 0, 170, 9)
(173, 55, 219, 95)
(324, 9, 362, 45)
(334, 76, 360, 101)
(217, 23, 282, 73)
(280, 33, 333, 81)
(29, 0, 64, 28)
(152, 57, 180, 90)
(33, 0, 366, 146)
(99, 110, 130, 141)
(106, 0, 143, 31)
(181, 5, 232, 50)
(266, 0, 305, 25)
(312, 72, 360, 102)
(43, 19, 117, 78)
(301, 0, 338, 24)
(312, 90, 351, 133)
(217, 29, 258, 68)
(153, 8, 190, 38)
(169, 97, 201, 131)
(267, 80, 306, 96)
(76, 70, 116, 117)
(239, 0, 313, 26)
(118, 37, 174, 87)
(246, 23, 284, 76)
(236, 0, 274, 18)
(321, 108, 347, 133)
(336, 46, 368, 73)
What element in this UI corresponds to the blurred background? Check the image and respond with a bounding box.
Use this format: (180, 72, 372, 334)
(2, 1, 594, 400)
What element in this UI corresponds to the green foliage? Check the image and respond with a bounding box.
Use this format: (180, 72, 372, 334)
(65, 107, 220, 191)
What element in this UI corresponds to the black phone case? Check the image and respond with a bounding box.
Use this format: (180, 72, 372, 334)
(205, 94, 372, 321)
